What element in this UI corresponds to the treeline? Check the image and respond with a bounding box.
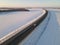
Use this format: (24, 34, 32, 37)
(0, 8, 29, 12)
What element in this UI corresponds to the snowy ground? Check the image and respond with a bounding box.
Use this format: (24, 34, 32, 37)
(0, 9, 43, 39)
(18, 9, 60, 45)
(0, 9, 60, 45)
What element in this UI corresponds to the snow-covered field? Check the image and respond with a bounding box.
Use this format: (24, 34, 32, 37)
(0, 9, 43, 39)
(0, 8, 60, 45)
(47, 9, 60, 26)
(54, 11, 60, 26)
(18, 9, 60, 45)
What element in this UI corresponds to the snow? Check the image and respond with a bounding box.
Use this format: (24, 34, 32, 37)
(0, 9, 43, 39)
(18, 9, 60, 45)
(0, 9, 60, 45)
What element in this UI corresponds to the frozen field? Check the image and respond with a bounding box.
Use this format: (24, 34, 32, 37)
(0, 9, 44, 39)
(18, 9, 60, 45)
(0, 8, 60, 45)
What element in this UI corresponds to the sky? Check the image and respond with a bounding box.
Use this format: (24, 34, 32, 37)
(0, 0, 60, 7)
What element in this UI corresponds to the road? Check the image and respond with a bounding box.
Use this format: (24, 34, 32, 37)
(0, 9, 47, 45)
(17, 9, 60, 45)
(0, 9, 60, 45)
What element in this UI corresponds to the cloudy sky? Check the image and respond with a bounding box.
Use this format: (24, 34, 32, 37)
(0, 0, 60, 7)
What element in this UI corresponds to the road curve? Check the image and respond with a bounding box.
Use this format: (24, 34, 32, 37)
(0, 9, 48, 45)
